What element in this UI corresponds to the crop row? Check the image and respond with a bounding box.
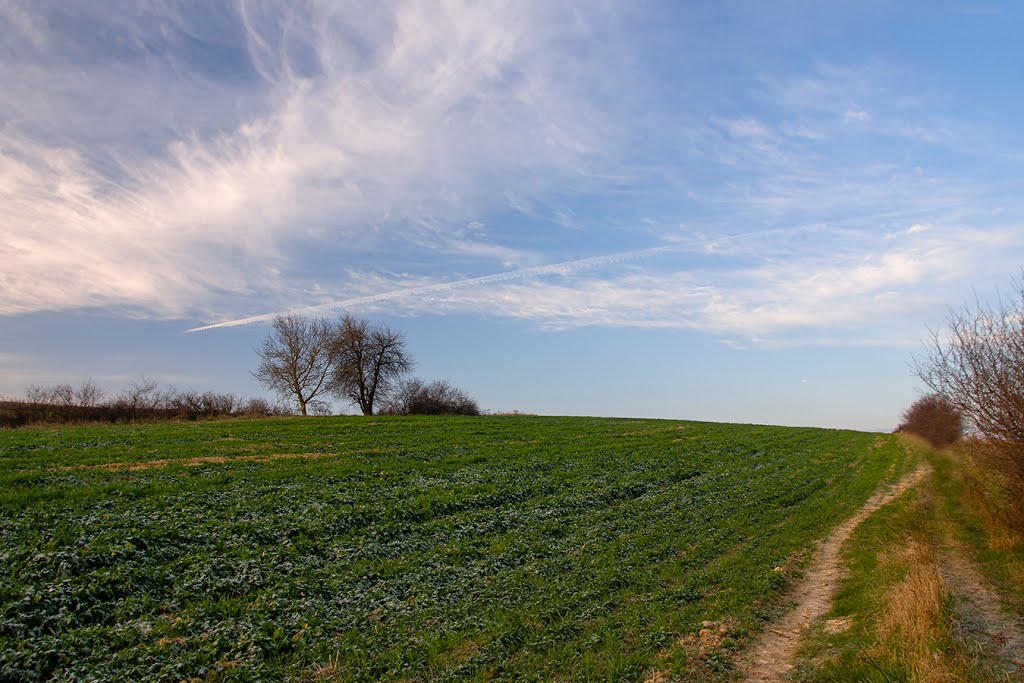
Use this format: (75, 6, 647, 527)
(0, 417, 908, 681)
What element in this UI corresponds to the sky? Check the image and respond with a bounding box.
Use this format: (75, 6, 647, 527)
(2, 1, 1023, 431)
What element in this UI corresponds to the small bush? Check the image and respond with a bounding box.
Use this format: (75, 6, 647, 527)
(380, 378, 480, 416)
(895, 394, 963, 448)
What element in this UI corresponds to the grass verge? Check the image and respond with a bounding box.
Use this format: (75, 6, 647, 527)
(794, 437, 1024, 682)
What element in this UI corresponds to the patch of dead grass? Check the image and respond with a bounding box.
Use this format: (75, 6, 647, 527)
(642, 669, 668, 683)
(44, 449, 400, 472)
(869, 511, 976, 683)
(305, 654, 346, 682)
(438, 638, 483, 668)
(822, 617, 852, 634)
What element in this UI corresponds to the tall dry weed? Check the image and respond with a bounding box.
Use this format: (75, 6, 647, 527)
(874, 538, 955, 682)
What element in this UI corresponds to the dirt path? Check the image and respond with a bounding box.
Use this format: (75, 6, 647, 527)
(736, 465, 928, 683)
(939, 542, 1024, 680)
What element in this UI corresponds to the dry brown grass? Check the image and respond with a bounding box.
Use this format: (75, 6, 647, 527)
(796, 447, 1023, 681)
(39, 449, 402, 472)
(641, 668, 668, 683)
(438, 637, 483, 668)
(873, 537, 955, 682)
(304, 654, 346, 682)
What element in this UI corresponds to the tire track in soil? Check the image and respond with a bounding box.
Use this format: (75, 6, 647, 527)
(736, 465, 928, 683)
(939, 542, 1024, 680)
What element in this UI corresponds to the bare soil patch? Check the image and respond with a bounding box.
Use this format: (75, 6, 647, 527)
(736, 465, 928, 682)
(46, 450, 374, 472)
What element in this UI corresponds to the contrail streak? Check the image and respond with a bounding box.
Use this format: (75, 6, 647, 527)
(186, 246, 668, 332)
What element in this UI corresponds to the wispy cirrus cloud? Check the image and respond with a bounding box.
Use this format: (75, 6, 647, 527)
(188, 214, 1020, 345)
(187, 246, 669, 332)
(4, 2, 1024, 351)
(0, 1, 627, 317)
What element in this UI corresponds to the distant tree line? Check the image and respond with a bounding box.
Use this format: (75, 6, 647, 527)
(2, 314, 482, 428)
(1, 378, 292, 428)
(253, 314, 480, 416)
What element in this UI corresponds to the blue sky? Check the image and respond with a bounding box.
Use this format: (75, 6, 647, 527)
(2, 1, 1023, 430)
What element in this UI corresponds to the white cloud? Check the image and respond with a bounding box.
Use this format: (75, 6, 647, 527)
(780, 122, 826, 140)
(190, 220, 1005, 347)
(717, 116, 772, 139)
(0, 1, 622, 317)
(0, 0, 46, 49)
(4, 3, 1024, 351)
(364, 251, 924, 338)
(188, 246, 668, 331)
(843, 108, 871, 124)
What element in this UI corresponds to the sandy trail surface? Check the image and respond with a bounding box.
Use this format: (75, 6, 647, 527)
(736, 465, 928, 682)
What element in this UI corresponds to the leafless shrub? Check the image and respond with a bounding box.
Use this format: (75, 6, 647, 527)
(3, 378, 292, 427)
(895, 394, 963, 448)
(112, 376, 162, 419)
(50, 384, 75, 407)
(75, 379, 104, 408)
(24, 384, 54, 405)
(197, 391, 239, 416)
(239, 397, 272, 417)
(914, 277, 1024, 528)
(24, 380, 103, 411)
(308, 400, 334, 416)
(23, 382, 88, 421)
(380, 378, 480, 416)
(239, 397, 293, 417)
(164, 389, 244, 420)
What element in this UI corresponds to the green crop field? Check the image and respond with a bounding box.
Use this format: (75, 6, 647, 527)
(0, 416, 911, 682)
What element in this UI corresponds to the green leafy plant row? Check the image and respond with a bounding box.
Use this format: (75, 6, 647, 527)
(0, 416, 908, 681)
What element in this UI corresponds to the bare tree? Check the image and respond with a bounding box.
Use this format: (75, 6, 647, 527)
(24, 383, 73, 406)
(913, 278, 1024, 519)
(253, 315, 339, 416)
(330, 315, 414, 415)
(914, 282, 1024, 446)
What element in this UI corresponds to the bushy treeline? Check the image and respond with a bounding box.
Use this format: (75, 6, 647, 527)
(1, 378, 292, 428)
